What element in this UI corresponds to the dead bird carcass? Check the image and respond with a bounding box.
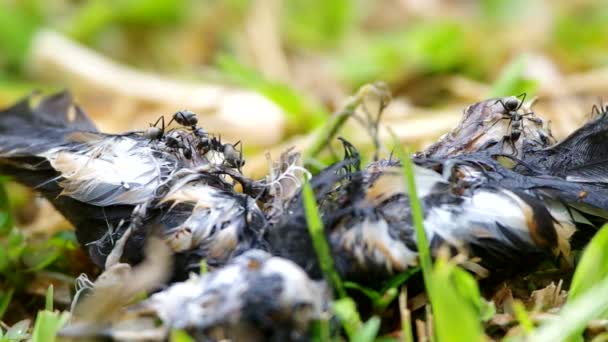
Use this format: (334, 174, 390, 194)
(0, 91, 271, 279)
(2, 92, 608, 339)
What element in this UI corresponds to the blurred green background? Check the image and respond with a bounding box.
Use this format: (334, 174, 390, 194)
(2, 0, 608, 85)
(1, 0, 607, 178)
(1, 0, 608, 119)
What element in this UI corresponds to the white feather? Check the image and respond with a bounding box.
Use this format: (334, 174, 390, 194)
(43, 136, 176, 206)
(424, 189, 533, 246)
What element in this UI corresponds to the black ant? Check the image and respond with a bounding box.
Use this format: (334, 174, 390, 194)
(165, 134, 193, 160)
(142, 116, 166, 141)
(203, 135, 245, 171)
(168, 109, 210, 145)
(162, 109, 245, 168)
(491, 93, 542, 155)
(222, 140, 245, 170)
(168, 110, 198, 129)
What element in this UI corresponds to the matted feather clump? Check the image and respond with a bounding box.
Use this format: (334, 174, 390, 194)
(1, 90, 608, 340)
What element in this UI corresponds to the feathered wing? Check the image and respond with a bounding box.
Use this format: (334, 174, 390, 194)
(0, 90, 97, 158)
(0, 92, 178, 267)
(526, 111, 608, 183)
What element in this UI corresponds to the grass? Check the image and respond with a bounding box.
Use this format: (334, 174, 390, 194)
(30, 285, 69, 342)
(302, 180, 363, 338)
(0, 179, 73, 341)
(302, 181, 347, 299)
(391, 138, 433, 288)
(170, 329, 195, 342)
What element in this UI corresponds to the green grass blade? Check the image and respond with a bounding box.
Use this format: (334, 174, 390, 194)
(374, 287, 399, 311)
(302, 180, 346, 298)
(540, 224, 608, 340)
(390, 135, 432, 287)
(199, 258, 208, 275)
(302, 180, 363, 336)
(31, 310, 69, 342)
(392, 134, 484, 341)
(0, 288, 14, 320)
(332, 297, 362, 338)
(428, 260, 484, 342)
(343, 282, 381, 302)
(170, 329, 195, 342)
(513, 300, 534, 334)
(303, 95, 360, 163)
(45, 285, 53, 312)
(352, 316, 381, 342)
(569, 224, 608, 301)
(381, 267, 420, 293)
(311, 314, 331, 342)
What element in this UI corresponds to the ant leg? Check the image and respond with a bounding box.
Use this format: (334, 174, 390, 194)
(237, 147, 244, 173)
(592, 104, 600, 117)
(510, 138, 519, 156)
(482, 115, 510, 138)
(499, 135, 517, 156)
(515, 93, 527, 110)
(504, 118, 516, 154)
(494, 99, 507, 108)
(523, 113, 543, 126)
(166, 115, 176, 127)
(490, 115, 509, 128)
(150, 117, 160, 128)
(522, 121, 542, 143)
(499, 135, 508, 153)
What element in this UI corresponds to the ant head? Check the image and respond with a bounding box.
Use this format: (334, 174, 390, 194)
(504, 97, 521, 111)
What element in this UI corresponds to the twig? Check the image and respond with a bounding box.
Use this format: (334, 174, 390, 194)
(400, 287, 414, 342)
(303, 82, 391, 165)
(303, 93, 362, 163)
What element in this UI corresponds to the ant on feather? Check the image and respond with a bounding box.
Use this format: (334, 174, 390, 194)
(142, 109, 245, 170)
(489, 93, 544, 155)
